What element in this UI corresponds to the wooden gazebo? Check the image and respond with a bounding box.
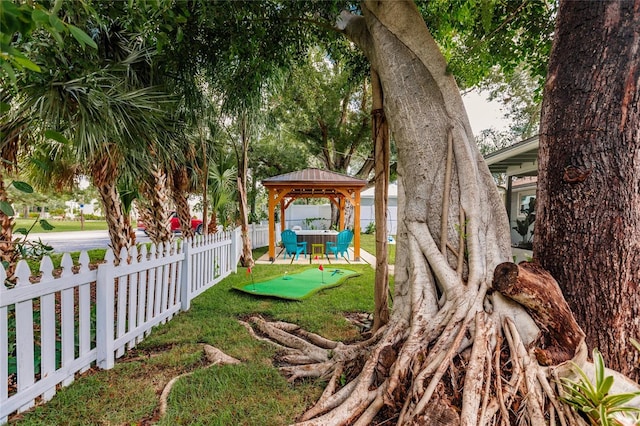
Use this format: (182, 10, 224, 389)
(262, 168, 368, 261)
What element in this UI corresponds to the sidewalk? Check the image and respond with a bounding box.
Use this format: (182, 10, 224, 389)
(512, 247, 533, 263)
(26, 230, 110, 240)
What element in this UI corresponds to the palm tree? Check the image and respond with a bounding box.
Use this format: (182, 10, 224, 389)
(0, 90, 33, 267)
(166, 133, 199, 239)
(207, 150, 237, 233)
(9, 21, 179, 257)
(136, 164, 173, 245)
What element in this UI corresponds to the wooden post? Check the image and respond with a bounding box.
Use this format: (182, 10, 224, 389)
(371, 67, 391, 330)
(506, 175, 513, 223)
(268, 189, 276, 261)
(353, 191, 361, 261)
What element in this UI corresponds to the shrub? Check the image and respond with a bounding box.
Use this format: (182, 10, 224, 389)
(364, 222, 375, 234)
(83, 213, 103, 220)
(560, 348, 640, 425)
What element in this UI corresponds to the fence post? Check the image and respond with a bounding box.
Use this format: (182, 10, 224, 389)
(96, 250, 115, 369)
(231, 227, 239, 273)
(180, 239, 192, 312)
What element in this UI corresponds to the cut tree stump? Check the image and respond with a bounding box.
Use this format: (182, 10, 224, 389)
(492, 261, 585, 365)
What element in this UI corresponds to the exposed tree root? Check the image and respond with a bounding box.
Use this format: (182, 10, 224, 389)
(157, 344, 240, 418)
(241, 263, 640, 426)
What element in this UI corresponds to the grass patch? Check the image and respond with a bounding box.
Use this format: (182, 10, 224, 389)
(9, 251, 382, 425)
(13, 219, 108, 233)
(359, 233, 396, 264)
(22, 249, 107, 274)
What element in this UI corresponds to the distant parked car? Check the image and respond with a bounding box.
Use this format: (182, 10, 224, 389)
(137, 211, 203, 234)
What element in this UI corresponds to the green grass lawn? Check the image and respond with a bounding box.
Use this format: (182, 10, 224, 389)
(22, 249, 108, 273)
(359, 232, 396, 264)
(9, 247, 389, 425)
(14, 218, 108, 233)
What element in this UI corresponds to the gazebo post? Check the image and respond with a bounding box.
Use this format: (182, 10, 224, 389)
(280, 199, 286, 232)
(339, 198, 345, 231)
(268, 188, 276, 261)
(354, 190, 361, 260)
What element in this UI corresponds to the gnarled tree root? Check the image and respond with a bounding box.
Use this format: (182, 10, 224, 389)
(240, 262, 639, 425)
(157, 344, 240, 418)
(241, 313, 570, 425)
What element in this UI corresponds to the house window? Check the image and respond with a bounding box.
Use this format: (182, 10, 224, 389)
(518, 194, 536, 218)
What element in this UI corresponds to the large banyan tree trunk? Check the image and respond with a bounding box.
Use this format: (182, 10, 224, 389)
(244, 1, 639, 424)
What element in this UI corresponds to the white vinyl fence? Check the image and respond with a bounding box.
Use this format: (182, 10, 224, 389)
(1, 224, 269, 424)
(249, 222, 280, 249)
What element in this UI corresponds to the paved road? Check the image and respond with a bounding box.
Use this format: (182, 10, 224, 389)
(27, 230, 151, 254)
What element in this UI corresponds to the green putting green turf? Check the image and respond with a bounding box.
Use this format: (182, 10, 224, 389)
(234, 268, 361, 300)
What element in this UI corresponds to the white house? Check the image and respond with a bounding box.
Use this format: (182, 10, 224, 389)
(360, 183, 398, 235)
(484, 135, 539, 246)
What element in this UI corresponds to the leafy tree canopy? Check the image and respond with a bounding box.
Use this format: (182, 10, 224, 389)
(419, 0, 555, 90)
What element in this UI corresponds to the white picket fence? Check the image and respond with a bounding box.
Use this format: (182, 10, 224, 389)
(0, 225, 274, 424)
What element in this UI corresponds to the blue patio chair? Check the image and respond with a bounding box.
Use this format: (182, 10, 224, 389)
(326, 229, 353, 261)
(281, 229, 307, 261)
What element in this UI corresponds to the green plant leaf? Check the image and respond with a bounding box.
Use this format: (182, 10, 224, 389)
(594, 349, 605, 389)
(572, 362, 598, 402)
(29, 157, 51, 171)
(12, 56, 41, 72)
(48, 13, 65, 32)
(631, 338, 640, 353)
(44, 129, 69, 144)
(597, 375, 614, 400)
(11, 180, 33, 193)
(39, 219, 55, 231)
(0, 101, 9, 113)
(1, 61, 16, 84)
(603, 392, 640, 408)
(68, 25, 97, 49)
(0, 200, 15, 216)
(31, 9, 49, 25)
(599, 404, 610, 426)
(49, 28, 63, 45)
(13, 227, 28, 235)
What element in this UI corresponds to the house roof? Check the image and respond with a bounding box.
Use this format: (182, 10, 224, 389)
(262, 168, 367, 198)
(262, 168, 367, 197)
(361, 183, 398, 198)
(484, 135, 539, 176)
(263, 168, 367, 185)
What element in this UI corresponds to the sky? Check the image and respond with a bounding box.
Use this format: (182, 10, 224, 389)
(462, 90, 511, 136)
